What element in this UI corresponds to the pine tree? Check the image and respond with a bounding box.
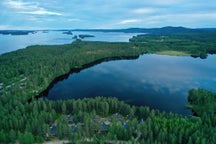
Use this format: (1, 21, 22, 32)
(18, 132, 34, 144)
(62, 102, 67, 114)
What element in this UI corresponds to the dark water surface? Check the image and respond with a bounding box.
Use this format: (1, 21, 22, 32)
(44, 54, 216, 115)
(2, 31, 215, 115)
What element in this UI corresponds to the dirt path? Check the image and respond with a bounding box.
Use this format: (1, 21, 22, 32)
(43, 140, 69, 144)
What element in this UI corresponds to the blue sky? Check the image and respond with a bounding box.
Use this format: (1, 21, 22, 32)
(0, 0, 216, 29)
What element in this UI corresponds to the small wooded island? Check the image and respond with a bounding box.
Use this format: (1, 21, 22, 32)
(0, 29, 216, 143)
(0, 30, 36, 35)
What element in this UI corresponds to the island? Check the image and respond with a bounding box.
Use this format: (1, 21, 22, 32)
(62, 31, 73, 35)
(72, 35, 78, 39)
(0, 29, 216, 143)
(0, 30, 36, 35)
(79, 34, 95, 39)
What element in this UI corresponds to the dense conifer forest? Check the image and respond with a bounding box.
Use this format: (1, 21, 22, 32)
(0, 32, 216, 143)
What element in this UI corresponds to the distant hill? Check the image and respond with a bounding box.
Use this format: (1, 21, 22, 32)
(72, 26, 216, 34)
(1, 27, 216, 35)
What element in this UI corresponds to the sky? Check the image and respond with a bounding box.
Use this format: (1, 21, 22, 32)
(0, 0, 216, 30)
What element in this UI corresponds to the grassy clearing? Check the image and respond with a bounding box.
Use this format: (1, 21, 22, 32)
(156, 50, 190, 56)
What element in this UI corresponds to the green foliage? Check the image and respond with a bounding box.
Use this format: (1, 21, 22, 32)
(1, 33, 216, 102)
(0, 95, 215, 143)
(188, 89, 216, 126)
(129, 33, 216, 58)
(18, 132, 34, 144)
(0, 32, 216, 143)
(0, 41, 138, 101)
(79, 34, 94, 39)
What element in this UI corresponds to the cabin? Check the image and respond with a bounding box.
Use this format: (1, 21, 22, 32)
(20, 77, 27, 82)
(122, 121, 128, 129)
(101, 121, 110, 132)
(0, 83, 3, 91)
(113, 113, 123, 120)
(67, 115, 73, 123)
(6, 85, 11, 91)
(50, 124, 57, 136)
(20, 83, 26, 88)
(94, 115, 101, 121)
(71, 124, 77, 133)
(138, 119, 144, 124)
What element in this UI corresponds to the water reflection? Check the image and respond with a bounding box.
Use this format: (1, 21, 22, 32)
(44, 54, 216, 115)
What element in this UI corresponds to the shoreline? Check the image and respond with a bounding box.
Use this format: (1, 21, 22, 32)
(1, 32, 216, 143)
(31, 55, 140, 101)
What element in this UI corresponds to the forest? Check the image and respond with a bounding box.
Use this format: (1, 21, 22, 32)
(0, 30, 36, 35)
(0, 32, 216, 143)
(129, 32, 216, 58)
(0, 90, 216, 143)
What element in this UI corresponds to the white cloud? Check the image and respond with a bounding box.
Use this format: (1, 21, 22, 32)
(145, 12, 216, 23)
(134, 12, 216, 27)
(118, 19, 142, 25)
(185, 13, 216, 19)
(4, 0, 62, 16)
(132, 8, 156, 14)
(67, 18, 81, 22)
(149, 0, 184, 5)
(0, 24, 11, 30)
(2, 0, 216, 29)
(4, 0, 38, 10)
(20, 10, 62, 16)
(0, 24, 45, 30)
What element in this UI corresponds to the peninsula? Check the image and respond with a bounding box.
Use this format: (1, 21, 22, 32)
(0, 29, 216, 143)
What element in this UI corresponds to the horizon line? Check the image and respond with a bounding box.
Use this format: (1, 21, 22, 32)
(0, 26, 216, 31)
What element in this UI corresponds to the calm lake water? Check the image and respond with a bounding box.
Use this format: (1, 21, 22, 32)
(44, 54, 216, 115)
(1, 31, 216, 115)
(0, 31, 143, 55)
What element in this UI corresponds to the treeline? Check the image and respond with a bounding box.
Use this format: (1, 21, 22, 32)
(0, 41, 138, 101)
(1, 33, 216, 102)
(0, 33, 216, 143)
(0, 30, 36, 35)
(0, 95, 215, 143)
(188, 89, 216, 127)
(129, 33, 216, 58)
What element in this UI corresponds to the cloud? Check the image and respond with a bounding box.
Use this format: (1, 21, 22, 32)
(145, 12, 216, 23)
(149, 0, 184, 5)
(2, 0, 216, 29)
(4, 0, 38, 10)
(186, 13, 216, 19)
(118, 19, 142, 25)
(4, 0, 62, 16)
(0, 24, 47, 30)
(0, 24, 12, 30)
(132, 8, 156, 14)
(127, 12, 216, 28)
(19, 10, 62, 16)
(67, 18, 82, 22)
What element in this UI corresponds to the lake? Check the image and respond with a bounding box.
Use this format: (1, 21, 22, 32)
(0, 31, 143, 55)
(1, 31, 216, 115)
(43, 54, 216, 115)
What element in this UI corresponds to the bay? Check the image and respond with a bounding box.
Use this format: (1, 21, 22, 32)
(44, 54, 216, 115)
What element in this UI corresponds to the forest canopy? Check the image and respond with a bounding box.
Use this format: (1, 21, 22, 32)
(0, 32, 216, 143)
